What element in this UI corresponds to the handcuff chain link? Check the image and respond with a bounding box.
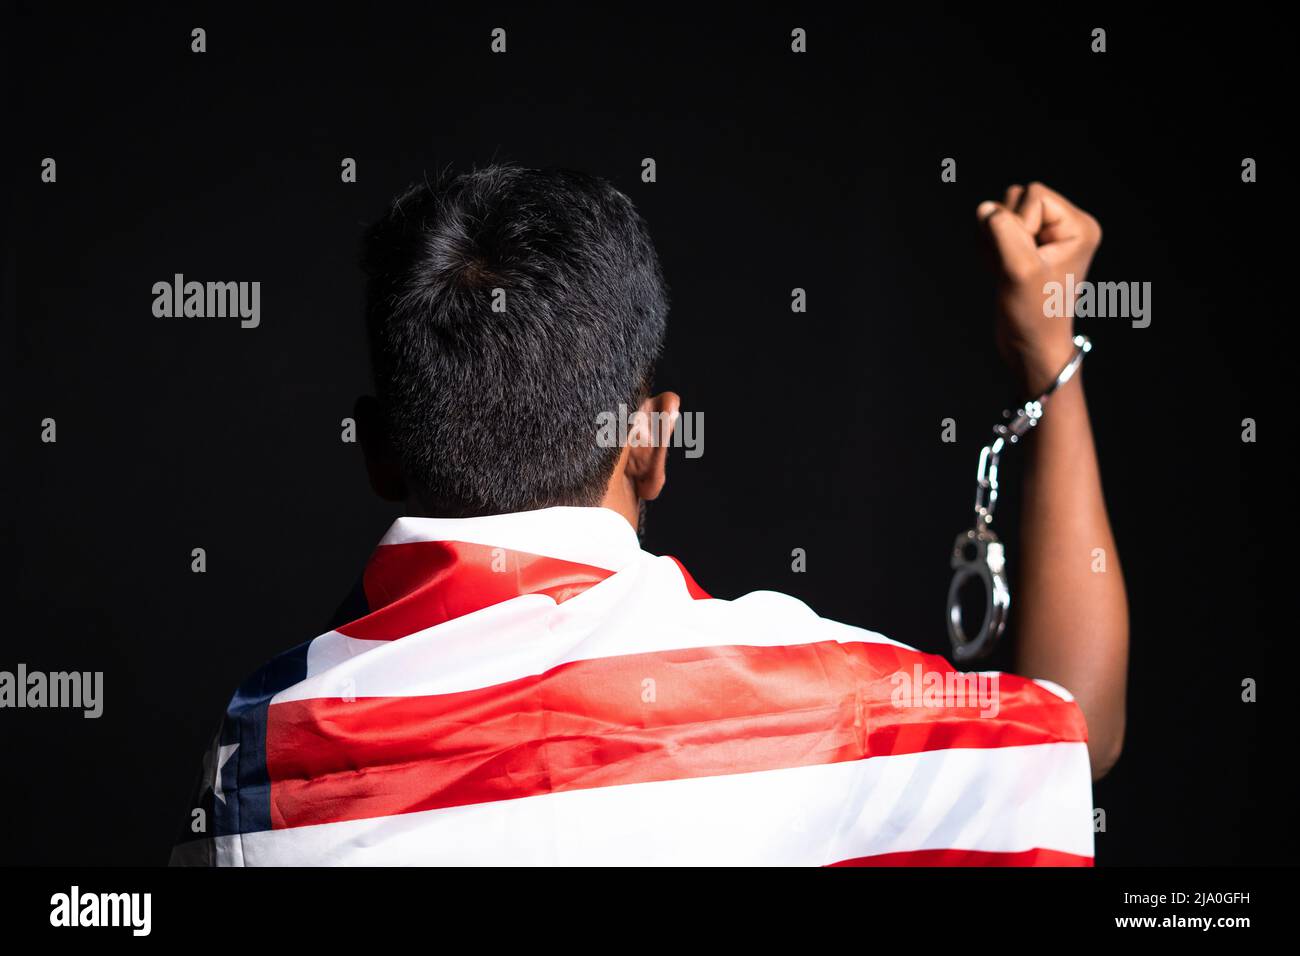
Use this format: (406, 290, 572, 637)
(948, 334, 1092, 661)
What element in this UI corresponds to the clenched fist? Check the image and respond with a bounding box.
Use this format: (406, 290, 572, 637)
(977, 182, 1102, 393)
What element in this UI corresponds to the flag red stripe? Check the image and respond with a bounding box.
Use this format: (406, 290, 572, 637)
(266, 640, 1086, 830)
(341, 541, 614, 641)
(829, 847, 1093, 867)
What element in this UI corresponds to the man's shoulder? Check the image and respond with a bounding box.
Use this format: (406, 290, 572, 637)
(612, 551, 914, 655)
(691, 586, 909, 649)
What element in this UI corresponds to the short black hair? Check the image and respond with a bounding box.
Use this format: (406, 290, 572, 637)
(361, 164, 669, 517)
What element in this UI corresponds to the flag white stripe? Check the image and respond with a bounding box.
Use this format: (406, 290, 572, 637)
(376, 507, 644, 572)
(200, 742, 1092, 866)
(277, 557, 911, 704)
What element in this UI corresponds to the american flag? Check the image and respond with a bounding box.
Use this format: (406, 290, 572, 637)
(171, 507, 1092, 866)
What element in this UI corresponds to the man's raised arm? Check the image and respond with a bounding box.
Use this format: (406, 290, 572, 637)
(976, 182, 1129, 781)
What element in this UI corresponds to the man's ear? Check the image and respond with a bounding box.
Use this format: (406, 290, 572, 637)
(354, 395, 408, 502)
(624, 391, 681, 502)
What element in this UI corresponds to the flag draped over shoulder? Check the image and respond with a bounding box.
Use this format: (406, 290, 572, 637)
(171, 507, 1092, 866)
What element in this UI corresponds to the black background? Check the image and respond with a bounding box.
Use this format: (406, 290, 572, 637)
(3, 4, 1283, 865)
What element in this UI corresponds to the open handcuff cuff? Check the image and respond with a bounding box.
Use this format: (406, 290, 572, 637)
(946, 334, 1091, 662)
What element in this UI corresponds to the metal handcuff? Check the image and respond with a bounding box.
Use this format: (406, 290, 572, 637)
(946, 334, 1091, 662)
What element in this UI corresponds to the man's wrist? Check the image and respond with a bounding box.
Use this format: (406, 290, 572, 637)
(1014, 341, 1078, 395)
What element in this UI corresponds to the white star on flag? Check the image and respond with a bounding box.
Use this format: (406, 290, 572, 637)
(202, 742, 239, 805)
